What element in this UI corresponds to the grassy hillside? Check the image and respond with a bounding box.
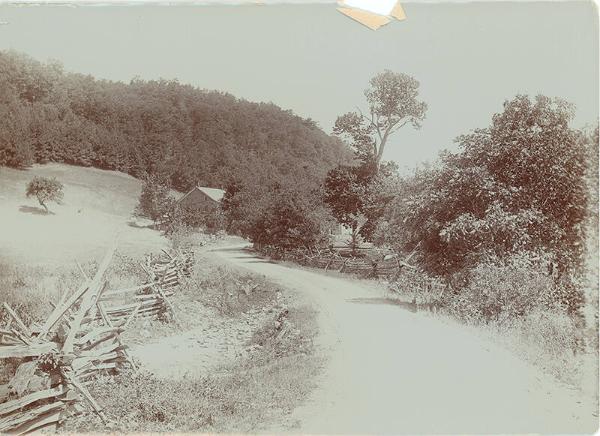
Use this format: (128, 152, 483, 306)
(0, 163, 168, 267)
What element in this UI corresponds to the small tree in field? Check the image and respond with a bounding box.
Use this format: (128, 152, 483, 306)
(25, 176, 64, 214)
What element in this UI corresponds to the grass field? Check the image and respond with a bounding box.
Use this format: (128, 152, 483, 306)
(0, 163, 169, 268)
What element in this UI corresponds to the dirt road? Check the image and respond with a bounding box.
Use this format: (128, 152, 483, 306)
(213, 244, 598, 434)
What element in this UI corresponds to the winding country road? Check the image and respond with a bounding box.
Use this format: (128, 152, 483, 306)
(213, 244, 598, 434)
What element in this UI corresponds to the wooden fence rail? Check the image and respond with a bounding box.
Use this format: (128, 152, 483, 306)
(0, 244, 195, 434)
(304, 253, 413, 278)
(259, 245, 416, 278)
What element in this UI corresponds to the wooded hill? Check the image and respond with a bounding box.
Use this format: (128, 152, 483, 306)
(0, 50, 351, 192)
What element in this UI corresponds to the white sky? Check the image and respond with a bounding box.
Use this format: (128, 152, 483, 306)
(0, 2, 597, 173)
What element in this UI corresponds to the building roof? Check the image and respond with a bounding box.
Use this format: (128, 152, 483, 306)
(178, 186, 226, 204)
(196, 186, 225, 202)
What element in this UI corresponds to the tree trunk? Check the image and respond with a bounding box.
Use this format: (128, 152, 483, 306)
(375, 127, 391, 170)
(350, 223, 360, 256)
(39, 200, 48, 214)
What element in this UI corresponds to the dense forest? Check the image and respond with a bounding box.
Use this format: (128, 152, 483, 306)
(0, 50, 352, 193)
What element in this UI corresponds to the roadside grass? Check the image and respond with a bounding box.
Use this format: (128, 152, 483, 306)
(0, 229, 319, 432)
(0, 252, 150, 329)
(179, 250, 280, 317)
(0, 252, 157, 382)
(474, 310, 597, 394)
(69, 352, 319, 433)
(66, 295, 320, 433)
(385, 265, 597, 395)
(0, 263, 74, 328)
(2, 236, 322, 433)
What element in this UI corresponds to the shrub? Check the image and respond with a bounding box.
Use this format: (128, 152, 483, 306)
(179, 257, 278, 317)
(248, 190, 332, 250)
(252, 205, 318, 250)
(514, 308, 585, 356)
(388, 268, 447, 306)
(379, 95, 588, 277)
(165, 222, 195, 249)
(479, 307, 588, 387)
(448, 253, 555, 324)
(222, 178, 336, 251)
(135, 175, 176, 223)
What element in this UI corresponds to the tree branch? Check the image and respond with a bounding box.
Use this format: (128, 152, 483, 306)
(373, 112, 384, 143)
(389, 118, 410, 135)
(356, 106, 382, 155)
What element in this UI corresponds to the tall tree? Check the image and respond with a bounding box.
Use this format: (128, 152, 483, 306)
(333, 70, 427, 169)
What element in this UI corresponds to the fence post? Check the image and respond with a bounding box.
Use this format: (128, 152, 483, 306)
(339, 259, 348, 273)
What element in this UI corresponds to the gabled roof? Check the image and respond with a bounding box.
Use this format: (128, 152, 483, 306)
(197, 186, 225, 202)
(177, 186, 225, 204)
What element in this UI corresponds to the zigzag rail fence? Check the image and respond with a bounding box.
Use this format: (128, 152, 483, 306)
(0, 244, 194, 434)
(261, 246, 417, 278)
(259, 245, 446, 309)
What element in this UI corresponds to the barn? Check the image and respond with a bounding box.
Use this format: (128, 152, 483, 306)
(177, 186, 225, 211)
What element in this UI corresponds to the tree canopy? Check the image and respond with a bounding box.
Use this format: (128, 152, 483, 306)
(333, 70, 427, 168)
(25, 176, 64, 213)
(378, 95, 590, 278)
(0, 50, 351, 194)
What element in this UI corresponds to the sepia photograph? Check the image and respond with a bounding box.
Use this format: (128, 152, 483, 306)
(0, 1, 598, 434)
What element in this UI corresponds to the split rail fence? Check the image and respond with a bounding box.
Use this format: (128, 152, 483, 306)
(308, 254, 411, 277)
(0, 244, 194, 434)
(270, 247, 417, 278)
(258, 244, 419, 278)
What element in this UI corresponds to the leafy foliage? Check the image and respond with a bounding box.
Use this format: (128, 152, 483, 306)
(172, 206, 226, 235)
(25, 176, 64, 213)
(333, 70, 427, 166)
(223, 182, 334, 250)
(325, 70, 422, 245)
(323, 164, 371, 233)
(324, 160, 399, 247)
(0, 50, 350, 194)
(379, 95, 589, 278)
(447, 253, 556, 323)
(134, 175, 176, 223)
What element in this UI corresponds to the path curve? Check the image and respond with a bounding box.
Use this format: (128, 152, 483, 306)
(213, 244, 598, 434)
